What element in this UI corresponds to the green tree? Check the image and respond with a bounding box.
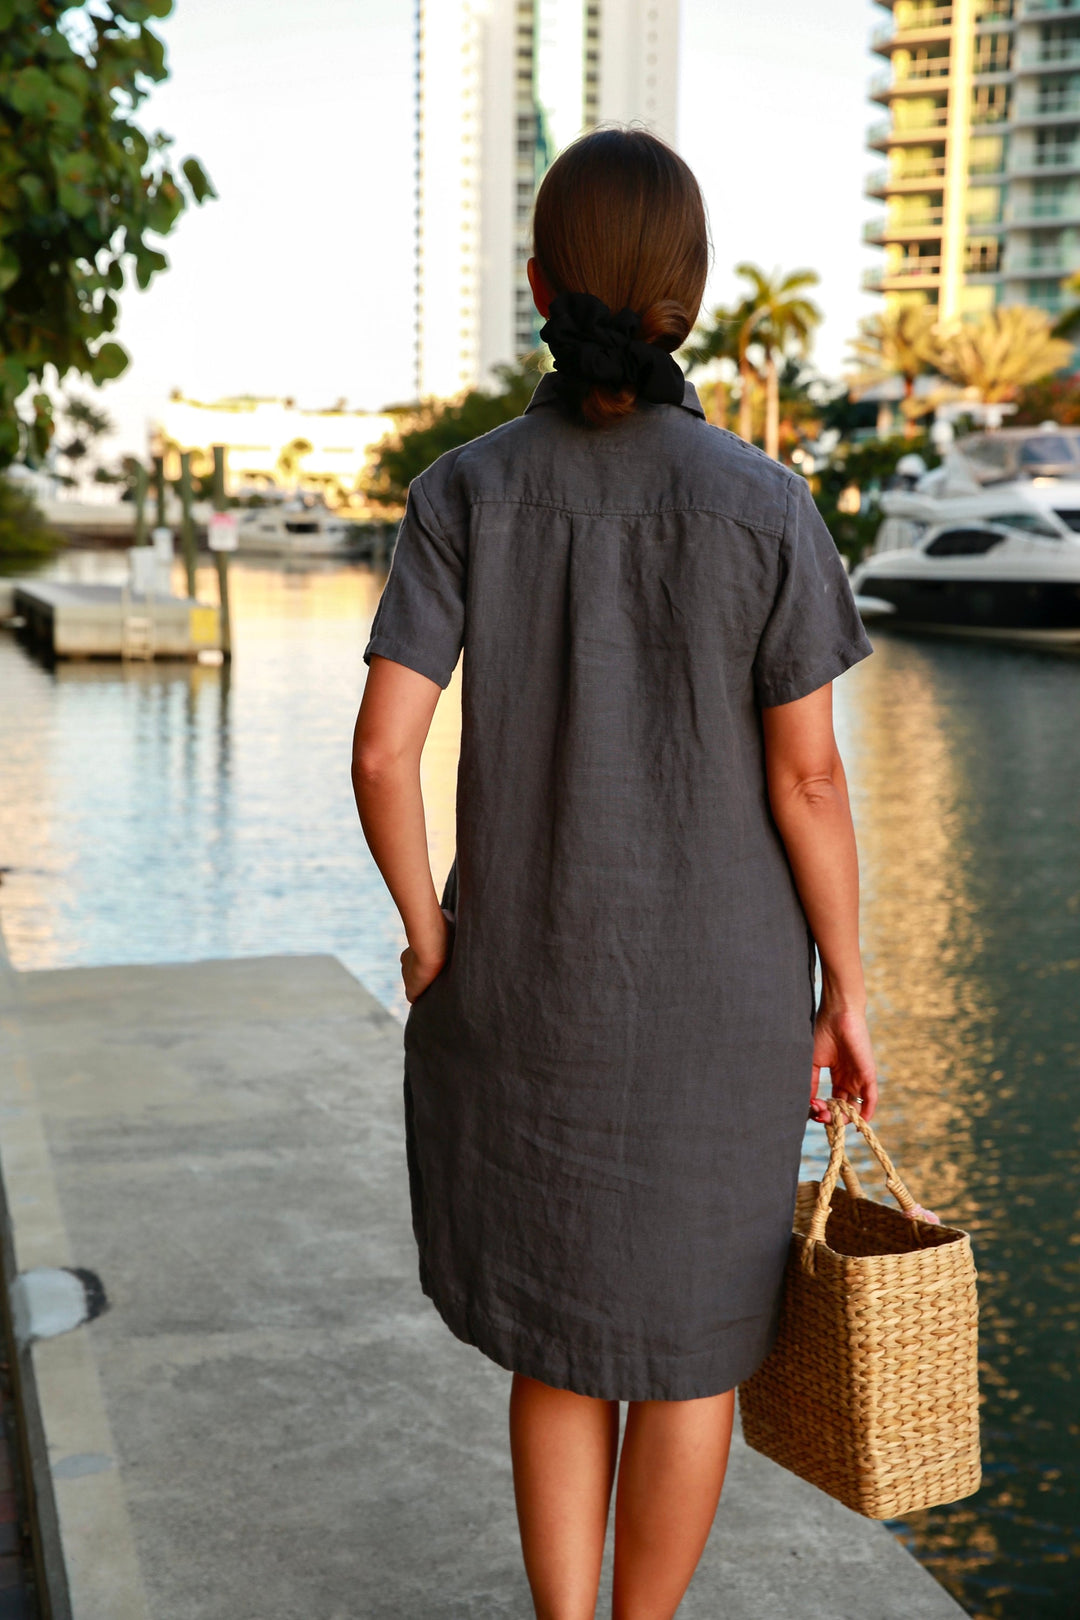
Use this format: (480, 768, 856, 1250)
(847, 305, 941, 439)
(0, 0, 215, 468)
(366, 361, 543, 511)
(0, 474, 60, 566)
(734, 264, 822, 460)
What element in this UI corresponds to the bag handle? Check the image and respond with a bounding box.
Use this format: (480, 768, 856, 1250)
(803, 1098, 918, 1259)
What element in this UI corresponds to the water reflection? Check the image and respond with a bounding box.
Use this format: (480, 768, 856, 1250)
(838, 632, 1080, 1620)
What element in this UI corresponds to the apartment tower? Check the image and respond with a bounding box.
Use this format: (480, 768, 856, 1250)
(866, 0, 1080, 319)
(415, 0, 679, 400)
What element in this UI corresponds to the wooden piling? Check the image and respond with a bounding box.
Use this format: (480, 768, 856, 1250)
(212, 445, 233, 663)
(133, 463, 149, 546)
(179, 452, 198, 599)
(154, 454, 167, 530)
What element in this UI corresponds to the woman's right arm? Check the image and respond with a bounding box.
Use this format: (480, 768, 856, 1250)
(761, 682, 878, 1121)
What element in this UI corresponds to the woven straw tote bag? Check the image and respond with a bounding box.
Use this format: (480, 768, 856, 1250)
(739, 1097, 981, 1519)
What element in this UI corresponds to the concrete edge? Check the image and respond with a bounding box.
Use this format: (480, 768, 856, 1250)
(0, 927, 151, 1620)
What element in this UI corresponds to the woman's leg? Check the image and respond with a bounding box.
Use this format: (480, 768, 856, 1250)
(611, 1390, 735, 1620)
(509, 1372, 621, 1620)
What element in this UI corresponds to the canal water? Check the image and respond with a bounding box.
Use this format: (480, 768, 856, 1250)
(1, 553, 1077, 1620)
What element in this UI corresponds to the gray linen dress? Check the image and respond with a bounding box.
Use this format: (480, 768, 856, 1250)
(363, 374, 872, 1401)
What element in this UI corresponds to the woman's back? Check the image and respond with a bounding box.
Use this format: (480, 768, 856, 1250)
(363, 373, 869, 1399)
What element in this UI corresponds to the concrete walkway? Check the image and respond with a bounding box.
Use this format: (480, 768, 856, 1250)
(0, 952, 969, 1619)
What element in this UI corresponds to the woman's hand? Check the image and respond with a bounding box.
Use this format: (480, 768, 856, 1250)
(810, 1000, 877, 1122)
(400, 910, 450, 1004)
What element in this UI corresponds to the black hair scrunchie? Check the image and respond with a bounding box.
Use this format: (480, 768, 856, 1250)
(539, 291, 685, 410)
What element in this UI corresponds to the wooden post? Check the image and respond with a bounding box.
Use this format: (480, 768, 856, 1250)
(133, 462, 149, 545)
(212, 444, 232, 662)
(154, 453, 167, 529)
(179, 451, 198, 599)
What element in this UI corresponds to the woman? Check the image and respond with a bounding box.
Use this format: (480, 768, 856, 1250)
(353, 129, 876, 1620)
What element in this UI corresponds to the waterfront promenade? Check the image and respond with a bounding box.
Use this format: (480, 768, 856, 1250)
(0, 941, 969, 1619)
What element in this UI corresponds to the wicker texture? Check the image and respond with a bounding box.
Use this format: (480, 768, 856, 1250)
(739, 1099, 981, 1519)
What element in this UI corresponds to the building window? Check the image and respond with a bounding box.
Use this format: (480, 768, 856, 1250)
(964, 236, 1000, 274)
(971, 84, 1009, 123)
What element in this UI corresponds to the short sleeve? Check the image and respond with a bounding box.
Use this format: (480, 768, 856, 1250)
(752, 475, 873, 708)
(363, 474, 465, 689)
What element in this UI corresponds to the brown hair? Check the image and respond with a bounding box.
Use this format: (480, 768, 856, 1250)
(532, 127, 709, 426)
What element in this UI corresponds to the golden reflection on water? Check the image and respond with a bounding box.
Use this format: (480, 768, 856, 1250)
(838, 633, 1080, 1616)
(840, 639, 993, 1221)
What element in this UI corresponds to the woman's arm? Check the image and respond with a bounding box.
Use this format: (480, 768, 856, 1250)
(352, 654, 449, 1003)
(761, 682, 878, 1120)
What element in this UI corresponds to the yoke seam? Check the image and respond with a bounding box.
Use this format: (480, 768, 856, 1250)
(466, 495, 785, 537)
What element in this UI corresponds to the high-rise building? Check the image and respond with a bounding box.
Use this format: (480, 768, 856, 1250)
(865, 0, 1080, 321)
(415, 0, 679, 400)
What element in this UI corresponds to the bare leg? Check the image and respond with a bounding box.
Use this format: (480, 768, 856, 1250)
(611, 1390, 735, 1620)
(509, 1372, 620, 1620)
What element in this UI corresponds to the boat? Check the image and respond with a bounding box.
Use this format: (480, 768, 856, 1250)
(234, 494, 354, 557)
(852, 425, 1080, 647)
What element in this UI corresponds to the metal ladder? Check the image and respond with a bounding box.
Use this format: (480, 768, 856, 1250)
(120, 588, 156, 661)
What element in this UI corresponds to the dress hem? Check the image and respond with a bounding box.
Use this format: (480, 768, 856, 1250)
(417, 1264, 779, 1403)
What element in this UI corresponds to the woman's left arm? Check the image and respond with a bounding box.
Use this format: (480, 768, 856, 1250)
(352, 654, 448, 1003)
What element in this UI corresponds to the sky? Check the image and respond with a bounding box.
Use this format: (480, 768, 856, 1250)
(97, 0, 880, 457)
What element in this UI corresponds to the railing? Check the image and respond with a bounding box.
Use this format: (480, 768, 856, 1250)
(866, 166, 889, 193)
(1016, 44, 1080, 68)
(883, 255, 944, 278)
(1011, 198, 1080, 220)
(893, 104, 951, 132)
(862, 267, 885, 291)
(865, 210, 946, 240)
(895, 5, 954, 28)
(1006, 254, 1070, 272)
(1021, 97, 1080, 117)
(1025, 146, 1080, 167)
(1021, 0, 1080, 15)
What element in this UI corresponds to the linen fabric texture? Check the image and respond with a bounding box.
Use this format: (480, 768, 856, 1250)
(363, 374, 873, 1400)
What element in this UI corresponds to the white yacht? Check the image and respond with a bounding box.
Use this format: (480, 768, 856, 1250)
(852, 425, 1080, 647)
(235, 495, 353, 557)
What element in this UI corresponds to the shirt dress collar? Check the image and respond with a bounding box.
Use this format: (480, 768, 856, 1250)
(524, 371, 706, 419)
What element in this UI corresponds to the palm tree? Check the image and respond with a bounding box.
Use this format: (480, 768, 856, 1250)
(933, 306, 1073, 402)
(734, 264, 822, 459)
(682, 298, 758, 436)
(847, 305, 941, 439)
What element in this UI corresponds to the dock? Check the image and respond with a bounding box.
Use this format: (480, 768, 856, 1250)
(0, 945, 972, 1619)
(10, 581, 222, 660)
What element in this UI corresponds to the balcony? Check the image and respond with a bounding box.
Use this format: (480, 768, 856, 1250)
(865, 210, 946, 243)
(1015, 43, 1080, 70)
(1005, 253, 1071, 274)
(872, 6, 954, 49)
(1008, 204, 1080, 226)
(874, 255, 944, 288)
(1013, 98, 1080, 122)
(862, 267, 885, 291)
(1020, 0, 1080, 15)
(869, 106, 951, 147)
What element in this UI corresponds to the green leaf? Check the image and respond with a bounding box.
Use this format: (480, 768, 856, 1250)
(0, 358, 28, 396)
(88, 341, 129, 383)
(181, 156, 216, 204)
(0, 245, 18, 293)
(9, 67, 83, 126)
(0, 0, 18, 30)
(17, 173, 48, 212)
(133, 245, 168, 289)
